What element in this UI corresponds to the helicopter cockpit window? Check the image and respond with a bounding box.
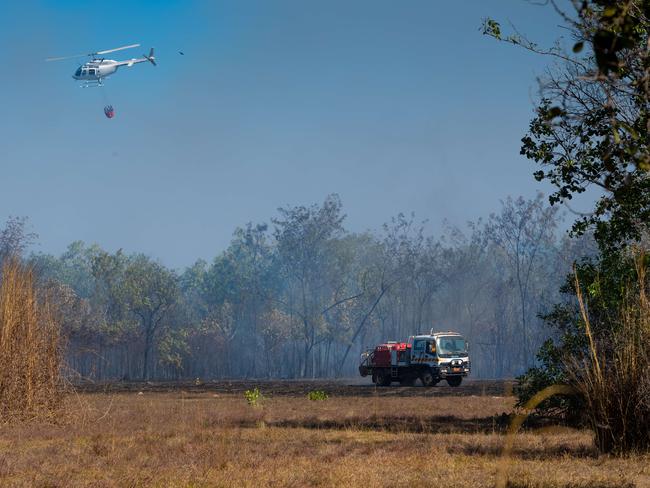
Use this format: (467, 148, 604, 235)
(88, 69, 95, 76)
(75, 67, 82, 77)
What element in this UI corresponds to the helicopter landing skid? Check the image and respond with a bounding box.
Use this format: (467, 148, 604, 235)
(80, 80, 104, 88)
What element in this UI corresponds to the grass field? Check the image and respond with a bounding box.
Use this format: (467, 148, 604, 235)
(0, 380, 648, 487)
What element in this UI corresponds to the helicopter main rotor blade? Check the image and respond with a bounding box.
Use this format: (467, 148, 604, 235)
(94, 43, 140, 56)
(46, 43, 140, 62)
(45, 54, 87, 62)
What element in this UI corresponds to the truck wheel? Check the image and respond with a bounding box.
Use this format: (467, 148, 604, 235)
(420, 371, 435, 387)
(376, 370, 391, 386)
(446, 376, 462, 387)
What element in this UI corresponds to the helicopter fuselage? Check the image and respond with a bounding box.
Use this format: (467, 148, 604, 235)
(47, 44, 155, 86)
(72, 52, 154, 85)
(73, 60, 119, 81)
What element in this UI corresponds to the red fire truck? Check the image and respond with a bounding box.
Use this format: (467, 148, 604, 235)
(358, 330, 470, 387)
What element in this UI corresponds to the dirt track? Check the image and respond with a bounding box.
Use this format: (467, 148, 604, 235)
(75, 378, 515, 397)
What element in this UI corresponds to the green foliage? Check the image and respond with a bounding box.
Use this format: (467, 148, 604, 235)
(0, 216, 37, 264)
(31, 241, 100, 299)
(244, 388, 264, 408)
(120, 254, 178, 321)
(88, 251, 180, 379)
(515, 339, 585, 423)
(522, 98, 650, 251)
(481, 19, 502, 40)
(486, 2, 650, 436)
(157, 328, 189, 373)
(515, 250, 649, 424)
(307, 390, 329, 401)
(569, 255, 650, 454)
(584, 1, 647, 77)
(24, 194, 574, 382)
(485, 2, 650, 252)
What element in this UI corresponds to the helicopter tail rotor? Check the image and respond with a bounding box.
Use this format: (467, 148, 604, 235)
(143, 48, 156, 66)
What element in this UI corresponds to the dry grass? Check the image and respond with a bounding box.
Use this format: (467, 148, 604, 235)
(0, 391, 648, 487)
(0, 258, 63, 422)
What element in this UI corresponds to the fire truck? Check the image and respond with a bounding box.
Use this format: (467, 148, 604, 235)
(358, 330, 470, 387)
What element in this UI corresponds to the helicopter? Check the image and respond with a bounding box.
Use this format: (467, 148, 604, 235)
(46, 43, 156, 87)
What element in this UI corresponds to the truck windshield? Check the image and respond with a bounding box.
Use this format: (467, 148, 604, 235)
(436, 336, 468, 357)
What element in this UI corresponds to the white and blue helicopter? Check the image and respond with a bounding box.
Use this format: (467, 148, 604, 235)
(46, 43, 156, 87)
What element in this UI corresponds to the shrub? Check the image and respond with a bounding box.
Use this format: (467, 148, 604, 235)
(517, 249, 650, 454)
(307, 390, 328, 401)
(566, 253, 650, 454)
(244, 388, 264, 408)
(516, 251, 646, 419)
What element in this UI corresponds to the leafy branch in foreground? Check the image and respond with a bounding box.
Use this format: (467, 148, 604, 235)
(485, 1, 650, 250)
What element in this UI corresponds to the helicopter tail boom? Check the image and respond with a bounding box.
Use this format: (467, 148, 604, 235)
(114, 48, 156, 68)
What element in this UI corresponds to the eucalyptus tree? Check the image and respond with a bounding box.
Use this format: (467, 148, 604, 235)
(435, 221, 499, 376)
(32, 241, 100, 299)
(335, 232, 396, 377)
(485, 194, 561, 366)
(179, 223, 278, 378)
(90, 252, 179, 380)
(29, 242, 104, 376)
(119, 255, 179, 380)
(272, 194, 362, 377)
(0, 216, 37, 267)
(376, 213, 444, 340)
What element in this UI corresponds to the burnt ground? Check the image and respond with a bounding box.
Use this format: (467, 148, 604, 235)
(72, 378, 567, 433)
(74, 378, 515, 397)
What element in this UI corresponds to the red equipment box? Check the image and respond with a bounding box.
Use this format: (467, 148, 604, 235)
(372, 342, 410, 367)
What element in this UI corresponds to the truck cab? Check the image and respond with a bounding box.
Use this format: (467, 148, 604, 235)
(407, 331, 470, 387)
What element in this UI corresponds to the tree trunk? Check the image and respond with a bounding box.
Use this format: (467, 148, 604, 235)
(337, 285, 389, 377)
(142, 324, 153, 381)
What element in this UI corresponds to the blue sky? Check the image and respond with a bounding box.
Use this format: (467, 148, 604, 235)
(0, 1, 582, 268)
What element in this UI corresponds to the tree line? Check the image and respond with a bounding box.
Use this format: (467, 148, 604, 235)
(1, 193, 592, 381)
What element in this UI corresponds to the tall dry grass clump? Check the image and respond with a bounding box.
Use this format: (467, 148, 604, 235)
(568, 251, 650, 454)
(0, 257, 64, 421)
